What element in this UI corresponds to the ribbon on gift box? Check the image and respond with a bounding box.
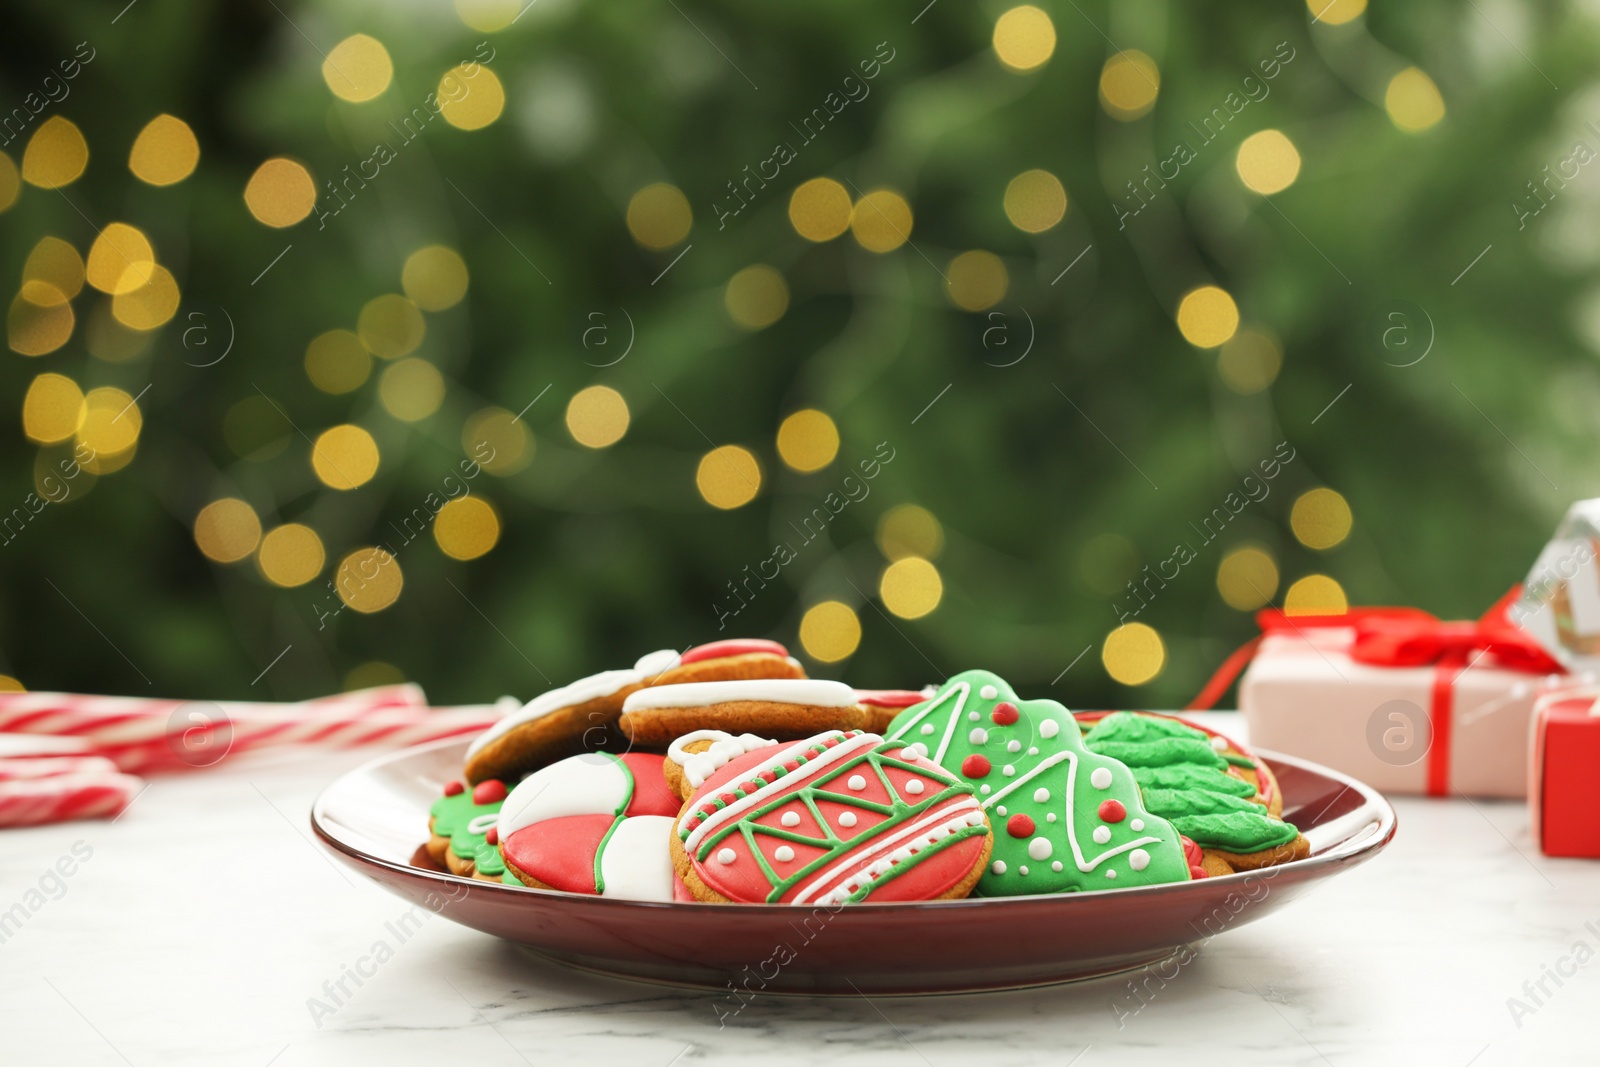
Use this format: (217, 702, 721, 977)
(1189, 586, 1565, 796)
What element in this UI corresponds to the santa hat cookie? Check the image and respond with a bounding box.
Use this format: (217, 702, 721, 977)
(497, 751, 682, 900)
(620, 678, 866, 748)
(671, 729, 993, 905)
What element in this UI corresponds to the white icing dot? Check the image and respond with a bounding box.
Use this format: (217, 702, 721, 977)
(1046, 813, 1057, 823)
(906, 742, 928, 758)
(838, 811, 858, 828)
(906, 780, 925, 795)
(996, 805, 1008, 817)
(1130, 819, 1144, 832)
(969, 728, 988, 745)
(1028, 747, 1039, 756)
(1051, 861, 1063, 872)
(1093, 826, 1111, 845)
(781, 811, 801, 827)
(1019, 865, 1029, 876)
(901, 747, 919, 761)
(920, 723, 935, 735)
(968, 711, 980, 722)
(980, 784, 991, 795)
(717, 848, 737, 865)
(775, 846, 795, 862)
(1002, 765, 1016, 777)
(991, 860, 1007, 875)
(1028, 837, 1053, 861)
(980, 685, 999, 700)
(1211, 735, 1229, 752)
(1090, 767, 1113, 790)
(1129, 848, 1151, 871)
(1039, 720, 1060, 739)
(1007, 740, 1022, 753)
(847, 774, 867, 791)
(1105, 869, 1117, 880)
(1033, 787, 1050, 803)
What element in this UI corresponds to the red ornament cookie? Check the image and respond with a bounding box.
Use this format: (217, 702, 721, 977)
(671, 730, 993, 905)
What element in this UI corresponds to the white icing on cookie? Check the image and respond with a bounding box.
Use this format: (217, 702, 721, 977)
(622, 678, 859, 712)
(597, 816, 677, 900)
(467, 649, 680, 758)
(665, 729, 778, 789)
(497, 754, 633, 837)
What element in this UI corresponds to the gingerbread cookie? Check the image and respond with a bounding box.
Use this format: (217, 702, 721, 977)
(1079, 711, 1308, 875)
(463, 649, 680, 785)
(647, 638, 806, 686)
(619, 678, 866, 749)
(427, 778, 513, 882)
(672, 729, 992, 904)
(663, 729, 777, 801)
(854, 688, 936, 733)
(497, 751, 682, 899)
(883, 670, 1192, 894)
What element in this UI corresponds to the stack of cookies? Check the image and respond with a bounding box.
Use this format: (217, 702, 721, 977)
(425, 649, 1307, 905)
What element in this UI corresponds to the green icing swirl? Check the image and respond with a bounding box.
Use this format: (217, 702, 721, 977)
(1167, 812, 1299, 851)
(1131, 764, 1257, 798)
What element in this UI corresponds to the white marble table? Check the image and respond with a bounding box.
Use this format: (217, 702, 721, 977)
(3, 712, 1596, 1066)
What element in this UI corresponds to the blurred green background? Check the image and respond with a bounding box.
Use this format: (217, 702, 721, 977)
(0, 0, 1591, 709)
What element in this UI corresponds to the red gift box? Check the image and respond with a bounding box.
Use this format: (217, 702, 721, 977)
(1530, 685, 1600, 857)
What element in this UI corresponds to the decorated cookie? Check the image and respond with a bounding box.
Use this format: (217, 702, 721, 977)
(619, 678, 866, 748)
(464, 649, 680, 784)
(497, 751, 682, 899)
(672, 729, 992, 904)
(855, 688, 936, 733)
(1080, 711, 1309, 875)
(647, 638, 806, 687)
(884, 670, 1192, 894)
(663, 729, 778, 801)
(427, 778, 512, 882)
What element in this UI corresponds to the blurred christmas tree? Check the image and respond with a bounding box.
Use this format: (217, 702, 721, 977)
(0, 0, 1595, 709)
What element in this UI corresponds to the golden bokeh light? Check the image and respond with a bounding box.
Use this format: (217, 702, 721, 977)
(1291, 488, 1353, 550)
(1284, 574, 1348, 616)
(1176, 285, 1240, 348)
(128, 115, 200, 186)
(945, 250, 1009, 311)
(993, 6, 1056, 72)
(1100, 51, 1161, 121)
(439, 64, 506, 130)
(336, 547, 403, 613)
(1218, 327, 1283, 394)
(22, 373, 85, 444)
(1216, 545, 1280, 611)
(323, 34, 394, 103)
(24, 237, 85, 300)
(434, 496, 501, 560)
(344, 661, 405, 690)
(244, 158, 316, 227)
(304, 329, 372, 394)
(849, 189, 913, 253)
(76, 386, 142, 458)
(357, 294, 425, 359)
(788, 177, 853, 242)
(724, 265, 789, 329)
(311, 424, 380, 490)
(696, 445, 761, 509)
(626, 183, 693, 249)
(1003, 169, 1067, 233)
(0, 151, 18, 211)
(880, 557, 944, 619)
(111, 264, 180, 330)
(464, 407, 534, 475)
(1386, 68, 1445, 133)
(8, 288, 74, 356)
(1309, 0, 1367, 26)
(402, 245, 469, 311)
(455, 0, 521, 32)
(565, 385, 630, 448)
(776, 409, 839, 473)
(1235, 129, 1301, 195)
(877, 504, 944, 561)
(257, 524, 326, 587)
(0, 676, 23, 693)
(799, 601, 862, 662)
(379, 358, 445, 422)
(1103, 622, 1165, 685)
(193, 498, 261, 564)
(86, 223, 155, 294)
(21, 117, 88, 188)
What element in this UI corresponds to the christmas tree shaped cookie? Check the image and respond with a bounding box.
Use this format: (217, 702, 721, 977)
(427, 779, 511, 882)
(884, 670, 1191, 894)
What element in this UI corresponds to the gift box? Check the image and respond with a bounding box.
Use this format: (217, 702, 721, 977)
(1223, 590, 1567, 798)
(1529, 685, 1600, 856)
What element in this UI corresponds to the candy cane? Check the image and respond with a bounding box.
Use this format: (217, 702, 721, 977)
(0, 755, 121, 781)
(0, 771, 144, 827)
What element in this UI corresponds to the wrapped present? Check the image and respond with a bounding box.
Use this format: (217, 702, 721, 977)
(1529, 685, 1600, 857)
(1514, 498, 1600, 669)
(1195, 589, 1567, 797)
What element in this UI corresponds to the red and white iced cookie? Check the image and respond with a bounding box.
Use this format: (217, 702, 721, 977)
(671, 729, 993, 905)
(855, 687, 937, 733)
(619, 678, 866, 748)
(646, 639, 806, 687)
(497, 751, 682, 899)
(662, 728, 778, 801)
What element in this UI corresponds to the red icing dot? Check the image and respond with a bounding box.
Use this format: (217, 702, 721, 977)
(1097, 799, 1126, 823)
(991, 701, 1020, 725)
(472, 780, 507, 804)
(718, 792, 738, 806)
(485, 826, 499, 845)
(443, 781, 464, 797)
(1180, 835, 1204, 866)
(1005, 813, 1035, 838)
(961, 754, 992, 778)
(1189, 865, 1208, 880)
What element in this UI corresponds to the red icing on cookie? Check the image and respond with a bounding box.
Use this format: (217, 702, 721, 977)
(443, 781, 464, 797)
(1098, 799, 1126, 823)
(502, 814, 611, 893)
(619, 752, 680, 816)
(1189, 865, 1208, 879)
(472, 779, 507, 804)
(485, 826, 499, 845)
(1180, 836, 1204, 867)
(961, 754, 992, 778)
(1006, 813, 1035, 838)
(855, 689, 929, 708)
(991, 701, 1020, 725)
(680, 638, 790, 665)
(672, 871, 698, 902)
